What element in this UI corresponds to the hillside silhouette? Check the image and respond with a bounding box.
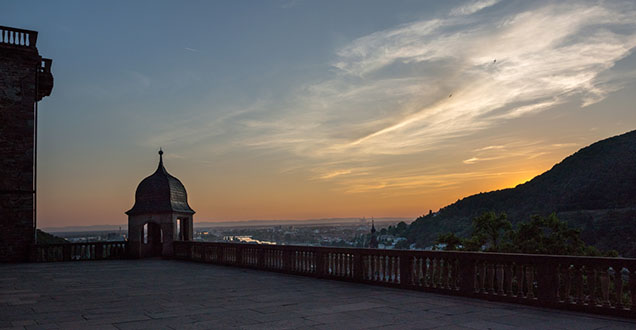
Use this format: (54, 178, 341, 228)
(406, 130, 636, 256)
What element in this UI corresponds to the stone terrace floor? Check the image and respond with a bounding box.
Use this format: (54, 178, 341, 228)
(1, 260, 635, 330)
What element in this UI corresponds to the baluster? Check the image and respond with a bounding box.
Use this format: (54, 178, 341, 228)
(310, 251, 314, 272)
(525, 266, 535, 298)
(505, 264, 513, 296)
(386, 256, 391, 282)
(96, 243, 103, 260)
(479, 262, 487, 293)
(586, 267, 596, 305)
(376, 255, 381, 281)
(561, 265, 569, 302)
(440, 258, 447, 288)
(574, 266, 584, 304)
(333, 253, 337, 276)
(391, 256, 396, 282)
(629, 269, 636, 312)
(269, 250, 273, 268)
(344, 254, 348, 277)
(342, 254, 347, 277)
(300, 251, 307, 272)
(438, 258, 445, 288)
(430, 258, 437, 288)
(391, 256, 397, 283)
(396, 256, 401, 283)
(486, 263, 495, 294)
(417, 258, 423, 286)
(340, 254, 344, 277)
(377, 255, 382, 281)
(516, 265, 525, 297)
(614, 266, 624, 309)
(362, 255, 368, 280)
(369, 255, 378, 281)
(334, 253, 339, 276)
(387, 256, 392, 282)
(423, 258, 429, 287)
(379, 255, 384, 282)
(451, 258, 458, 289)
(447, 258, 454, 289)
(373, 255, 378, 281)
(496, 264, 504, 295)
(599, 267, 610, 307)
(472, 261, 478, 292)
(411, 257, 420, 286)
(444, 258, 451, 289)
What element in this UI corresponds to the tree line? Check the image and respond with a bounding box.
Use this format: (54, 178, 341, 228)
(434, 212, 618, 257)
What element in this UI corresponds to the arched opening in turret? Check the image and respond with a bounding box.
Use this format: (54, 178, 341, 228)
(176, 217, 192, 241)
(142, 222, 163, 257)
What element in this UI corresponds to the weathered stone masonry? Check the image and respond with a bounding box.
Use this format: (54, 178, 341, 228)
(0, 26, 53, 261)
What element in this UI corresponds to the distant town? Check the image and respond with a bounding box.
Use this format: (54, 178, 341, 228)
(45, 217, 418, 249)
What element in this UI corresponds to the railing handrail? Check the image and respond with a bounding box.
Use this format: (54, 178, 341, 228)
(34, 241, 126, 247)
(176, 240, 636, 265)
(0, 25, 38, 35)
(0, 25, 38, 48)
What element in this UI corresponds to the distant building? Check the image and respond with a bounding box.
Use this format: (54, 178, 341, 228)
(0, 26, 53, 262)
(126, 150, 195, 258)
(368, 220, 378, 248)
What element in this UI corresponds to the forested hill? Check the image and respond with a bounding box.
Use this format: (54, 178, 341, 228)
(405, 129, 636, 256)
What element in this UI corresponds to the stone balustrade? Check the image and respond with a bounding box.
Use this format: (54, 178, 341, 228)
(174, 241, 636, 319)
(33, 242, 127, 262)
(0, 25, 38, 48)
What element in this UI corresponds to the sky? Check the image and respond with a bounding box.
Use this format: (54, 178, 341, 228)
(3, 0, 636, 228)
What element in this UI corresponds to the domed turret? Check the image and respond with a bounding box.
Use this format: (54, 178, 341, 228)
(126, 149, 194, 216)
(126, 150, 195, 258)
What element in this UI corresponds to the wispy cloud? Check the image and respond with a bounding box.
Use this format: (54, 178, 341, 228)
(251, 0, 636, 160)
(450, 0, 500, 16)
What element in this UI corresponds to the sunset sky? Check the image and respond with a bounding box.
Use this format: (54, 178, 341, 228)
(4, 0, 636, 228)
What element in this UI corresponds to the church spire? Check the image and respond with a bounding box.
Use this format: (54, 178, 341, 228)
(369, 218, 378, 248)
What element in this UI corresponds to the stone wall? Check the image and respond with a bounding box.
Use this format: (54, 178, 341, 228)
(0, 36, 53, 261)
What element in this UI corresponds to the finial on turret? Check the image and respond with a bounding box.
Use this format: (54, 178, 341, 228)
(157, 148, 164, 169)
